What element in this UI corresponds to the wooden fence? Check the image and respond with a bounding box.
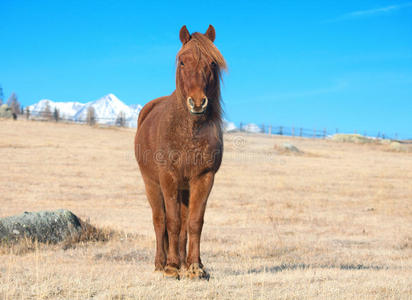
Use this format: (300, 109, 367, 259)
(12, 108, 404, 140)
(238, 123, 400, 140)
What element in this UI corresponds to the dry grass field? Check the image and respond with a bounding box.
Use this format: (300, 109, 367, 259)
(0, 119, 411, 299)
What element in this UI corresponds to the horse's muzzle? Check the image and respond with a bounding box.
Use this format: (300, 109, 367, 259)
(187, 97, 208, 115)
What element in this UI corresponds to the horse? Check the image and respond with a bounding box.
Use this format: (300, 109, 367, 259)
(134, 25, 226, 279)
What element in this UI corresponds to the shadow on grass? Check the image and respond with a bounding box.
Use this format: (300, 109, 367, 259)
(94, 249, 151, 263)
(247, 263, 388, 274)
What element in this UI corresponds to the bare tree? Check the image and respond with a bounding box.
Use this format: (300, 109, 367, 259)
(0, 85, 3, 105)
(115, 111, 126, 127)
(25, 106, 30, 119)
(7, 92, 20, 120)
(42, 101, 52, 120)
(87, 106, 96, 125)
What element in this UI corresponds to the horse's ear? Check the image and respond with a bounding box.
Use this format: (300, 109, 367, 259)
(179, 25, 191, 44)
(205, 25, 215, 42)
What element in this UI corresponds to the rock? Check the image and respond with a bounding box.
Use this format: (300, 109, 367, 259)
(0, 209, 82, 244)
(282, 143, 301, 153)
(0, 104, 13, 119)
(274, 143, 302, 154)
(388, 141, 409, 152)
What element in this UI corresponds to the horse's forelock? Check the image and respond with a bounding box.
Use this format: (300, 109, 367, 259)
(177, 33, 227, 73)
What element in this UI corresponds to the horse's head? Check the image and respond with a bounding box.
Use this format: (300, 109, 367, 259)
(176, 25, 226, 117)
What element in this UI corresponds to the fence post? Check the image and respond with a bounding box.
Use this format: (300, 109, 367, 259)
(300, 128, 302, 137)
(268, 125, 272, 136)
(279, 126, 283, 135)
(53, 108, 59, 122)
(292, 127, 295, 137)
(239, 122, 243, 132)
(323, 128, 326, 139)
(313, 128, 316, 138)
(336, 128, 338, 134)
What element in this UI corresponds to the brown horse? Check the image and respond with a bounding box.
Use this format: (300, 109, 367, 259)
(134, 25, 226, 279)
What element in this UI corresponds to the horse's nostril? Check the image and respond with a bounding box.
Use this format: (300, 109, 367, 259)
(201, 97, 208, 108)
(187, 97, 195, 108)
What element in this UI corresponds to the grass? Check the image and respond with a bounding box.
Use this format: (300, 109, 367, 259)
(0, 119, 411, 299)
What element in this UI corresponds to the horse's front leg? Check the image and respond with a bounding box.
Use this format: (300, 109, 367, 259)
(179, 190, 189, 271)
(143, 179, 167, 271)
(159, 172, 181, 279)
(186, 172, 214, 279)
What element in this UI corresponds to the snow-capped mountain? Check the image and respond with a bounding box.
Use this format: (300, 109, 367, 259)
(30, 99, 85, 118)
(74, 94, 141, 127)
(223, 120, 237, 132)
(29, 94, 142, 127)
(242, 123, 262, 133)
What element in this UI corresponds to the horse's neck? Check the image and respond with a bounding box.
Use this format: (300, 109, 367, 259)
(169, 92, 221, 138)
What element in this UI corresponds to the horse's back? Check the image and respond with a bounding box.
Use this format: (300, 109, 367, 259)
(137, 96, 168, 129)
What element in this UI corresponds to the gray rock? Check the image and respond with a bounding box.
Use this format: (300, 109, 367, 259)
(282, 143, 301, 153)
(388, 141, 408, 152)
(0, 209, 82, 244)
(0, 104, 13, 119)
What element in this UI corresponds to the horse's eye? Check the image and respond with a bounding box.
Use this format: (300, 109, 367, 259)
(211, 61, 217, 67)
(180, 61, 184, 66)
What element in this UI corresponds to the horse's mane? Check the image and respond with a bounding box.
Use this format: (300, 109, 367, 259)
(176, 32, 227, 123)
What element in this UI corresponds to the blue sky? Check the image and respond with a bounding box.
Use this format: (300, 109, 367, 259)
(1, 0, 411, 138)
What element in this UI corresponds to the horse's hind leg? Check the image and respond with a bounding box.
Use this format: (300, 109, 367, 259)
(179, 190, 189, 271)
(143, 179, 167, 271)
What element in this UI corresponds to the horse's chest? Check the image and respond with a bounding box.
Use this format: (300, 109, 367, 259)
(168, 137, 221, 174)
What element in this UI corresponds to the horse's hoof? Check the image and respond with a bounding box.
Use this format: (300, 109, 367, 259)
(187, 263, 210, 280)
(179, 265, 189, 278)
(163, 265, 180, 279)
